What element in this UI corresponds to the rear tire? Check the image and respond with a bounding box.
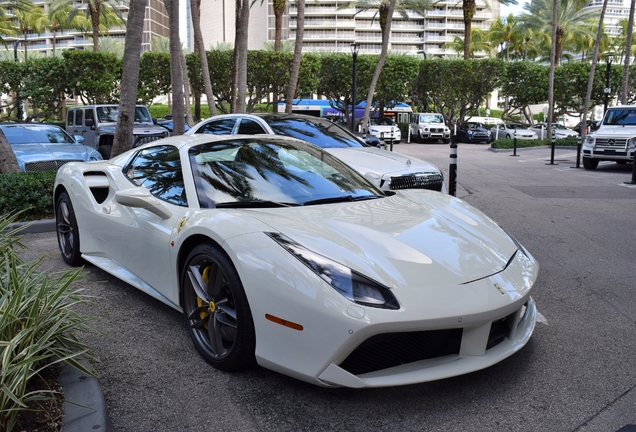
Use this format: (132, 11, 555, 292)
(98, 144, 112, 159)
(56, 192, 83, 266)
(583, 157, 599, 170)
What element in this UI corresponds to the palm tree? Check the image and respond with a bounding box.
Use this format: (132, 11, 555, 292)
(51, 0, 125, 51)
(232, 0, 250, 112)
(518, 0, 598, 66)
(338, 0, 431, 29)
(14, 4, 47, 59)
(621, 1, 635, 104)
(189, 0, 217, 116)
(488, 14, 523, 61)
(164, 0, 184, 134)
(445, 28, 496, 58)
(98, 36, 124, 57)
(285, 0, 304, 113)
(461, 0, 517, 60)
(111, 0, 144, 158)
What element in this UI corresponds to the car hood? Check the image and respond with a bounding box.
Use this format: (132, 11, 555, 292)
(247, 191, 517, 288)
(368, 125, 401, 133)
(591, 126, 636, 138)
(11, 144, 95, 162)
(324, 147, 440, 178)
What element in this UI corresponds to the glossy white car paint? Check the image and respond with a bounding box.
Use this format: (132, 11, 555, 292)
(186, 113, 445, 193)
(529, 123, 578, 140)
(54, 134, 538, 388)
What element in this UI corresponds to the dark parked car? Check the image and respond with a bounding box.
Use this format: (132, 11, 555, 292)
(573, 120, 600, 135)
(456, 122, 492, 144)
(0, 123, 102, 172)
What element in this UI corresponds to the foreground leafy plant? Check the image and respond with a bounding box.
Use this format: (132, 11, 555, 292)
(0, 215, 96, 432)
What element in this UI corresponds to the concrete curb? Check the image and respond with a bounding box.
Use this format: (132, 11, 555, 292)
(59, 362, 112, 432)
(7, 218, 56, 234)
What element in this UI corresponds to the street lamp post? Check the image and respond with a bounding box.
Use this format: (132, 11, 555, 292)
(350, 42, 360, 132)
(604, 54, 615, 114)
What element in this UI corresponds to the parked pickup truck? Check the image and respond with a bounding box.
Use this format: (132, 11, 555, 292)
(582, 105, 636, 170)
(66, 104, 169, 159)
(409, 113, 451, 143)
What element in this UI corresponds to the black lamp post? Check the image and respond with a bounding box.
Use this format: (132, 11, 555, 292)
(604, 54, 615, 114)
(350, 42, 360, 132)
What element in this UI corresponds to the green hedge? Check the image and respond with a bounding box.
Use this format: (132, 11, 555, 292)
(491, 136, 579, 149)
(0, 171, 56, 221)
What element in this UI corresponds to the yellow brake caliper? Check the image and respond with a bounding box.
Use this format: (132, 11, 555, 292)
(199, 266, 212, 328)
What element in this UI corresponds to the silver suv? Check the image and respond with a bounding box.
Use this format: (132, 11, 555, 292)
(66, 104, 169, 158)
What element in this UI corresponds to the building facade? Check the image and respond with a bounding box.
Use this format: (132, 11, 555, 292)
(192, 0, 500, 57)
(2, 0, 169, 57)
(584, 0, 629, 38)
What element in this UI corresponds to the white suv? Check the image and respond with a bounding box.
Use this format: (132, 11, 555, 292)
(582, 105, 636, 170)
(409, 113, 451, 143)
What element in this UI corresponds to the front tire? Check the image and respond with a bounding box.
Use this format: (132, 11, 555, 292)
(56, 192, 83, 266)
(181, 243, 256, 371)
(583, 157, 599, 170)
(98, 144, 112, 159)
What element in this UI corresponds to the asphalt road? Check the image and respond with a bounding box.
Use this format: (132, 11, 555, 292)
(21, 142, 636, 432)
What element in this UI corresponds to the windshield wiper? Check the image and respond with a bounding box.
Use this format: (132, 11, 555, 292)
(303, 194, 382, 206)
(214, 200, 299, 208)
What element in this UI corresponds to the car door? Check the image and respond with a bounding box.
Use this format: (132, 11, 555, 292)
(100, 144, 187, 306)
(81, 108, 97, 149)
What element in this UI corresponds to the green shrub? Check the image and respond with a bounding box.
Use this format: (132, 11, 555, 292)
(0, 215, 96, 432)
(148, 104, 169, 119)
(0, 171, 56, 222)
(397, 122, 409, 137)
(491, 136, 579, 149)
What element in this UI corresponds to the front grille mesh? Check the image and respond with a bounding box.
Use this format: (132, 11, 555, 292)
(339, 329, 463, 376)
(133, 133, 168, 147)
(24, 160, 74, 172)
(390, 173, 443, 191)
(595, 138, 627, 147)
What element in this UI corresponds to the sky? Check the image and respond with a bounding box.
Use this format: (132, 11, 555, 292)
(500, 0, 529, 17)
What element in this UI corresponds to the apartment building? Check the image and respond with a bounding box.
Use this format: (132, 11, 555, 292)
(193, 0, 500, 57)
(2, 0, 169, 57)
(584, 0, 630, 38)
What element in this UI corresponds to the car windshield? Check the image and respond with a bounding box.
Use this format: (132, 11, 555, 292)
(464, 122, 484, 129)
(369, 117, 396, 126)
(604, 109, 636, 126)
(419, 115, 444, 123)
(508, 124, 528, 130)
(189, 138, 382, 208)
(262, 115, 365, 149)
(96, 106, 152, 123)
(1, 125, 75, 144)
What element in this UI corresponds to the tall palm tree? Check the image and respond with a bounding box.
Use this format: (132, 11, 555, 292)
(163, 0, 184, 134)
(232, 0, 250, 112)
(285, 0, 304, 113)
(111, 0, 144, 158)
(14, 5, 47, 59)
(97, 36, 124, 57)
(46, 2, 78, 56)
(461, 0, 517, 60)
(518, 0, 598, 66)
(621, 1, 635, 103)
(190, 0, 217, 116)
(488, 14, 522, 61)
(445, 28, 496, 58)
(51, 0, 125, 51)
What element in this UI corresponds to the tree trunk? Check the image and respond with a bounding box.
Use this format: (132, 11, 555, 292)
(621, 0, 635, 104)
(547, 0, 557, 137)
(111, 0, 145, 158)
(581, 0, 608, 140)
(285, 0, 305, 113)
(0, 129, 21, 174)
(181, 50, 194, 125)
(235, 0, 250, 112)
(362, 0, 396, 132)
(462, 0, 475, 60)
(190, 0, 217, 116)
(90, 0, 102, 51)
(164, 0, 185, 135)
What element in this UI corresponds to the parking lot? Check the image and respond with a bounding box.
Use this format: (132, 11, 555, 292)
(22, 142, 636, 432)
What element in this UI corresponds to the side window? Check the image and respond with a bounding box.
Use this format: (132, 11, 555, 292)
(84, 109, 94, 125)
(67, 111, 74, 126)
(124, 145, 187, 207)
(197, 118, 237, 135)
(75, 109, 83, 126)
(237, 119, 267, 135)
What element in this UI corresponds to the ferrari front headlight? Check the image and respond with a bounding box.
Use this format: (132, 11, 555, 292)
(267, 232, 399, 309)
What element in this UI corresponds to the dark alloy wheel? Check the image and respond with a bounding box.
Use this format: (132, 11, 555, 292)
(181, 243, 255, 371)
(506, 133, 511, 139)
(56, 192, 83, 266)
(98, 145, 112, 159)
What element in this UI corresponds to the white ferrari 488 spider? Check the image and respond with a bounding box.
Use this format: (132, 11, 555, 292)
(54, 134, 538, 388)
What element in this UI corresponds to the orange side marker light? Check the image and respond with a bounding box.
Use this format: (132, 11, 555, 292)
(265, 314, 304, 331)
